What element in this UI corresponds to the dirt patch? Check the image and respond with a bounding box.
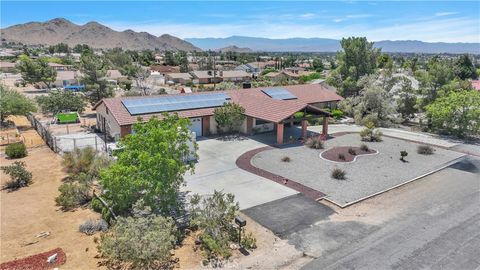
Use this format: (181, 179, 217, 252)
(320, 146, 376, 162)
(0, 248, 66, 270)
(0, 146, 103, 269)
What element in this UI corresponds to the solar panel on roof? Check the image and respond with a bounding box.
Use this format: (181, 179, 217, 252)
(262, 88, 297, 100)
(122, 93, 230, 115)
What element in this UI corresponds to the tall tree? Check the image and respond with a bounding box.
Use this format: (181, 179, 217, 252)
(132, 65, 152, 96)
(0, 84, 37, 126)
(327, 37, 380, 97)
(416, 57, 453, 105)
(35, 90, 86, 114)
(100, 115, 197, 216)
(396, 77, 417, 120)
(79, 52, 113, 105)
(426, 90, 480, 138)
(16, 56, 57, 89)
(453, 54, 477, 80)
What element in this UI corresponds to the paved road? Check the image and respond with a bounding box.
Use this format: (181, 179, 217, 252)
(299, 157, 480, 270)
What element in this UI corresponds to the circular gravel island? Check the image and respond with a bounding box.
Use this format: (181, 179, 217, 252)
(320, 146, 377, 163)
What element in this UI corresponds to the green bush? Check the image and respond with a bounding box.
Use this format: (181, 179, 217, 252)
(281, 156, 291, 162)
(331, 109, 344, 119)
(55, 181, 91, 210)
(90, 197, 104, 213)
(348, 148, 357, 155)
(305, 136, 324, 149)
(331, 168, 346, 180)
(1, 161, 32, 190)
(99, 216, 176, 269)
(360, 144, 369, 152)
(360, 122, 383, 142)
(338, 153, 346, 160)
(417, 145, 434, 155)
(5, 143, 28, 159)
(241, 230, 257, 250)
(400, 150, 408, 161)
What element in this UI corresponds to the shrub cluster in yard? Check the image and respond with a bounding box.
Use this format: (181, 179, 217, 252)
(400, 150, 409, 162)
(98, 215, 177, 269)
(348, 148, 357, 155)
(417, 145, 434, 155)
(56, 147, 111, 211)
(189, 191, 256, 262)
(305, 136, 324, 149)
(331, 168, 346, 180)
(360, 122, 383, 142)
(5, 142, 28, 159)
(281, 156, 291, 162)
(338, 153, 346, 160)
(1, 161, 32, 191)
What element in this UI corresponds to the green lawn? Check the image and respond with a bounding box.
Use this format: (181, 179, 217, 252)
(56, 112, 79, 124)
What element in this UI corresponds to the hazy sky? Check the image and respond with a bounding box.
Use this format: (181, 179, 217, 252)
(1, 1, 479, 42)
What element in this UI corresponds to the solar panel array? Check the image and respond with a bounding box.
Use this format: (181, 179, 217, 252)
(262, 88, 297, 100)
(122, 93, 231, 115)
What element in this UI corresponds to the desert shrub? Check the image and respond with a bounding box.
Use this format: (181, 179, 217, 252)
(62, 147, 111, 177)
(79, 219, 108, 235)
(400, 150, 408, 161)
(360, 144, 369, 152)
(331, 168, 346, 180)
(417, 145, 434, 155)
(338, 153, 346, 160)
(214, 103, 246, 133)
(1, 161, 32, 190)
(281, 156, 291, 162)
(99, 216, 176, 269)
(348, 148, 357, 155)
(189, 191, 255, 261)
(55, 181, 91, 210)
(305, 136, 324, 149)
(90, 197, 104, 213)
(360, 122, 383, 142)
(5, 142, 28, 159)
(241, 230, 257, 250)
(331, 109, 344, 119)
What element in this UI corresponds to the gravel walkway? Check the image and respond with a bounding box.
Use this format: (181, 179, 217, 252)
(251, 133, 465, 207)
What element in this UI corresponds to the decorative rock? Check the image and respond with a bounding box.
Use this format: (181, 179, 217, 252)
(47, 253, 57, 264)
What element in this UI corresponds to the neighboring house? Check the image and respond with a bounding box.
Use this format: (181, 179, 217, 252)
(54, 70, 79, 87)
(220, 70, 251, 82)
(150, 65, 180, 76)
(0, 62, 16, 73)
(48, 63, 73, 71)
(471, 80, 480, 91)
(191, 70, 222, 84)
(93, 84, 343, 144)
(264, 71, 287, 83)
(165, 73, 193, 84)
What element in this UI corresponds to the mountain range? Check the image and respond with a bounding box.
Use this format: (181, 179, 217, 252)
(0, 18, 200, 51)
(1, 18, 478, 54)
(186, 36, 480, 54)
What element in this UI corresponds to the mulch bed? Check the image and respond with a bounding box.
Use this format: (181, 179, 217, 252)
(236, 146, 326, 200)
(321, 146, 376, 162)
(0, 248, 66, 270)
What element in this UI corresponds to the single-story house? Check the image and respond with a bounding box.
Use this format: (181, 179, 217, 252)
(54, 70, 79, 87)
(471, 80, 480, 91)
(191, 70, 223, 84)
(0, 62, 16, 73)
(165, 73, 193, 84)
(48, 63, 73, 71)
(93, 84, 343, 144)
(221, 70, 251, 82)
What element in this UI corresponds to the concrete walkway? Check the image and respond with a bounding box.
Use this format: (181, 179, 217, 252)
(181, 136, 298, 210)
(309, 124, 459, 148)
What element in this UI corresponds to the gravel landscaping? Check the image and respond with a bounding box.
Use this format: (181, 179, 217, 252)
(251, 133, 465, 207)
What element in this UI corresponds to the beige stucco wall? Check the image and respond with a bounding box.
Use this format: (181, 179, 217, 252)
(95, 103, 121, 140)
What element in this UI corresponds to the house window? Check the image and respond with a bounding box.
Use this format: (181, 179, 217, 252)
(255, 119, 270, 125)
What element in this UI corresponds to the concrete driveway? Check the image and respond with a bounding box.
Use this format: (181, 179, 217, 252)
(181, 136, 297, 210)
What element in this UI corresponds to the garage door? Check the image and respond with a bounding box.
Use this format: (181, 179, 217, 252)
(189, 117, 202, 137)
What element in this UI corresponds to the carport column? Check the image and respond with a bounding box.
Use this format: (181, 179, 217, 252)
(276, 122, 284, 145)
(322, 116, 329, 136)
(301, 119, 308, 139)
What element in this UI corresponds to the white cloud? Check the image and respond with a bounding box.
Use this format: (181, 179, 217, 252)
(435, 12, 459, 17)
(299, 13, 316, 19)
(103, 16, 480, 43)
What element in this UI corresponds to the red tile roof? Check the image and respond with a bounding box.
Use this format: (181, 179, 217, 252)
(471, 80, 480, 91)
(94, 84, 343, 126)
